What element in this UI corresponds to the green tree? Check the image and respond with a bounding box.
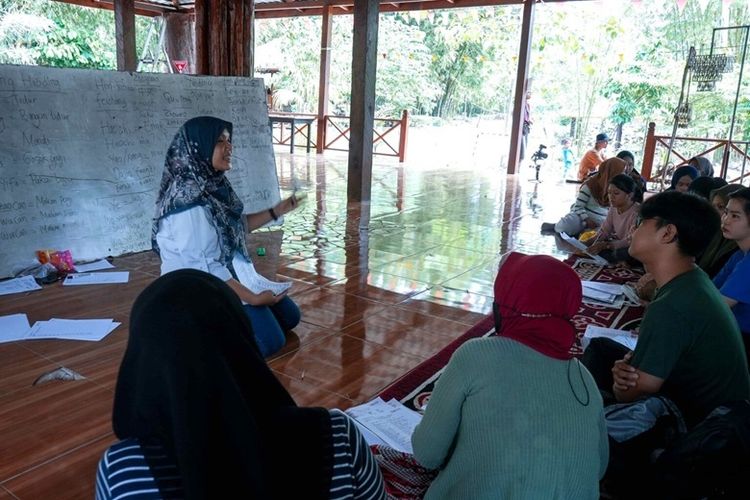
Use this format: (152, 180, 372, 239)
(1, 0, 155, 70)
(601, 45, 676, 144)
(405, 7, 519, 117)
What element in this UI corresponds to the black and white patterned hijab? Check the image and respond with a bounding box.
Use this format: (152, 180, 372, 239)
(152, 116, 250, 264)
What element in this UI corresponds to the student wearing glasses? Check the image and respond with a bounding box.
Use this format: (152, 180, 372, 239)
(584, 191, 750, 428)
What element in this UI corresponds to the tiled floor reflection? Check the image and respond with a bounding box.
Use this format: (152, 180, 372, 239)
(0, 151, 579, 498)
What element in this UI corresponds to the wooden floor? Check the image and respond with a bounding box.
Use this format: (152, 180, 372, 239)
(0, 152, 577, 499)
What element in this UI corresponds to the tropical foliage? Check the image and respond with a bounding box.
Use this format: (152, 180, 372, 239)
(2, 0, 750, 155)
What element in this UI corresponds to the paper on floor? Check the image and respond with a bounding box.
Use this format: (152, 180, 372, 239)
(0, 313, 32, 343)
(26, 318, 120, 342)
(345, 397, 423, 453)
(0, 275, 42, 296)
(74, 259, 115, 272)
(63, 272, 129, 286)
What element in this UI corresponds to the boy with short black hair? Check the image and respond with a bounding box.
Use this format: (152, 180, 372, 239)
(713, 187, 750, 359)
(589, 191, 750, 426)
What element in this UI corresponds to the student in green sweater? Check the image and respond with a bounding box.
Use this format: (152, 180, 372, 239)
(411, 253, 608, 500)
(608, 191, 749, 427)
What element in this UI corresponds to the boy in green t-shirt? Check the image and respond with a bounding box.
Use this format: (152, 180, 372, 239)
(613, 191, 750, 426)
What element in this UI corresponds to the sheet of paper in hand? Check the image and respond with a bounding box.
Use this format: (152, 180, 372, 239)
(560, 233, 609, 266)
(234, 261, 292, 296)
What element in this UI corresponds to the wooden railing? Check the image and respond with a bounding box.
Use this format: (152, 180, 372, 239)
(642, 122, 750, 184)
(268, 110, 409, 162)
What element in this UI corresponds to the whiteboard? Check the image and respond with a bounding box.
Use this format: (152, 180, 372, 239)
(0, 64, 279, 278)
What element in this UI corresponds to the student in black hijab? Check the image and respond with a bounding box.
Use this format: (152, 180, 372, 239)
(95, 270, 385, 500)
(688, 156, 715, 177)
(152, 116, 301, 358)
(688, 176, 727, 201)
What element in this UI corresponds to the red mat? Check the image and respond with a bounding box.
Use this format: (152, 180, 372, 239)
(379, 258, 645, 412)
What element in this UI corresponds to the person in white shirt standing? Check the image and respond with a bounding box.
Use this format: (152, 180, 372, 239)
(152, 116, 300, 357)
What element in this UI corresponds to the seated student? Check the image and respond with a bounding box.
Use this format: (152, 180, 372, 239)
(713, 187, 750, 362)
(636, 181, 736, 299)
(95, 270, 385, 500)
(542, 158, 626, 235)
(696, 183, 743, 278)
(688, 156, 715, 177)
(711, 183, 745, 214)
(411, 253, 608, 500)
(688, 176, 727, 201)
(615, 150, 646, 202)
(584, 191, 750, 428)
(153, 117, 301, 358)
(667, 165, 699, 193)
(587, 173, 639, 259)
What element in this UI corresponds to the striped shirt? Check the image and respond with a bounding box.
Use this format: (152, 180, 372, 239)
(328, 409, 386, 499)
(95, 440, 182, 500)
(96, 411, 385, 500)
(570, 184, 609, 224)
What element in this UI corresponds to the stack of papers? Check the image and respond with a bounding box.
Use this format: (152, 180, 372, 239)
(582, 281, 623, 306)
(0, 314, 120, 343)
(345, 398, 423, 453)
(581, 325, 638, 351)
(560, 233, 609, 266)
(27, 318, 120, 341)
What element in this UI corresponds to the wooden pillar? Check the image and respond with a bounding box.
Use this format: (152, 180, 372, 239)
(114, 0, 137, 71)
(507, 0, 535, 174)
(398, 109, 409, 163)
(244, 0, 255, 76)
(347, 0, 379, 203)
(317, 5, 333, 154)
(194, 0, 208, 74)
(642, 122, 656, 180)
(209, 0, 229, 75)
(194, 0, 254, 76)
(164, 12, 195, 74)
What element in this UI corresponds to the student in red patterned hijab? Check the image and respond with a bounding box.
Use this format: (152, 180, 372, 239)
(412, 252, 607, 499)
(493, 252, 581, 360)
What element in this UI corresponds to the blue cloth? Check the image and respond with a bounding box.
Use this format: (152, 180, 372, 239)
(714, 249, 750, 334)
(243, 295, 300, 357)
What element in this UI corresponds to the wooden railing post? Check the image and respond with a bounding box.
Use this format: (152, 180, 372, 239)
(642, 122, 656, 180)
(398, 110, 409, 163)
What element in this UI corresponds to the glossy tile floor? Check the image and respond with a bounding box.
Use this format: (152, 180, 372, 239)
(0, 151, 578, 498)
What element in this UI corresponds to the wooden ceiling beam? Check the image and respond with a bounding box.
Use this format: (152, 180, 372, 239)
(52, 0, 592, 20)
(51, 0, 181, 16)
(256, 0, 592, 19)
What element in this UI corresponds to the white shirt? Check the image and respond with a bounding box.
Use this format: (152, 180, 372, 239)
(156, 205, 243, 282)
(156, 206, 291, 299)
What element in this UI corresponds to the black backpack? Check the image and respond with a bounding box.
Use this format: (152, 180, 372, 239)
(653, 400, 750, 499)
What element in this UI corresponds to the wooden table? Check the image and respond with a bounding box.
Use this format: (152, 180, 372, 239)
(268, 114, 315, 154)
